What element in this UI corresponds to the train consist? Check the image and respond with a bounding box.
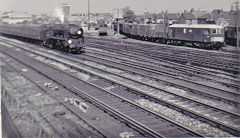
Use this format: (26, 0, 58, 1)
(114, 23, 224, 50)
(0, 23, 85, 53)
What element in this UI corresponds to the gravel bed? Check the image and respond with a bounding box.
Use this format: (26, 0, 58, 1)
(9, 46, 239, 130)
(0, 41, 13, 48)
(2, 76, 59, 137)
(30, 55, 240, 128)
(2, 38, 238, 136)
(78, 59, 239, 114)
(121, 73, 239, 113)
(27, 50, 239, 115)
(196, 66, 239, 79)
(135, 99, 233, 137)
(18, 45, 239, 113)
(1, 56, 103, 137)
(0, 37, 25, 44)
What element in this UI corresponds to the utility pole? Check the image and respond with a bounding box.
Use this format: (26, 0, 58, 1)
(236, 1, 239, 48)
(117, 8, 120, 34)
(88, 0, 90, 30)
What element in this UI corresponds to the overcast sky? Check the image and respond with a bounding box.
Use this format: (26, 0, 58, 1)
(0, 0, 238, 14)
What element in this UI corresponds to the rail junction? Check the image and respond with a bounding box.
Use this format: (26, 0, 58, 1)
(1, 36, 239, 137)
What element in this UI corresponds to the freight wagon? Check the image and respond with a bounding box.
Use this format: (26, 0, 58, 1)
(115, 22, 224, 50)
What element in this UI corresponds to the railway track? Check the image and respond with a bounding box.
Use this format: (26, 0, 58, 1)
(86, 37, 240, 74)
(2, 38, 239, 104)
(0, 38, 239, 136)
(84, 41, 240, 89)
(1, 40, 204, 137)
(87, 37, 239, 60)
(1, 58, 107, 137)
(1, 55, 149, 137)
(85, 40, 239, 79)
(85, 48, 239, 90)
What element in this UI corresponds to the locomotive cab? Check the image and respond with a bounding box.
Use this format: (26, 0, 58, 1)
(168, 24, 224, 49)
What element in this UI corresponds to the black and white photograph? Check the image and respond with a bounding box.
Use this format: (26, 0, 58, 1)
(0, 0, 239, 137)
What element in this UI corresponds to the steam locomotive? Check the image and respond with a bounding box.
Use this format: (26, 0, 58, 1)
(0, 23, 85, 53)
(114, 22, 224, 50)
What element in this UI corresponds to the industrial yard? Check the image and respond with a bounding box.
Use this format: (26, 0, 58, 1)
(1, 0, 240, 137)
(1, 33, 239, 137)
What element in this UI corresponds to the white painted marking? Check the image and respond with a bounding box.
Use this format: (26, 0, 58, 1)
(21, 69, 28, 72)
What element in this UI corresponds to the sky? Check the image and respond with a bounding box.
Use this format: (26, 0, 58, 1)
(0, 0, 238, 15)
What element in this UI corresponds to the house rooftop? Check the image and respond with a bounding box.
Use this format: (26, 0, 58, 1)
(198, 13, 211, 19)
(156, 13, 164, 19)
(181, 12, 196, 19)
(165, 13, 179, 20)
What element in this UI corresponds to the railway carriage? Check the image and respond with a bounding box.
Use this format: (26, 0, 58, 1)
(0, 23, 85, 53)
(116, 22, 224, 50)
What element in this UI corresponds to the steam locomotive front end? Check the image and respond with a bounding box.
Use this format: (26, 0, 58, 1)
(67, 26, 85, 53)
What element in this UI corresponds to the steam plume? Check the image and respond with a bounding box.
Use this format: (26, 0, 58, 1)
(53, 6, 64, 24)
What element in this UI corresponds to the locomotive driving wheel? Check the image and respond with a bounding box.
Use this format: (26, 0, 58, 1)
(68, 48, 72, 53)
(41, 41, 47, 46)
(46, 40, 54, 49)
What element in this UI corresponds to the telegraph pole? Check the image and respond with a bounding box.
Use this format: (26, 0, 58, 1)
(88, 0, 90, 30)
(117, 8, 120, 34)
(236, 1, 239, 48)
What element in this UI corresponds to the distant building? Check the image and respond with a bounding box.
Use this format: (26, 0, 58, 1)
(211, 9, 237, 27)
(134, 15, 145, 24)
(142, 12, 164, 24)
(1, 12, 32, 24)
(216, 17, 229, 27)
(112, 8, 123, 19)
(143, 12, 155, 24)
(61, 3, 70, 22)
(191, 10, 208, 19)
(197, 13, 215, 24)
(155, 13, 164, 24)
(164, 13, 179, 25)
(178, 12, 197, 24)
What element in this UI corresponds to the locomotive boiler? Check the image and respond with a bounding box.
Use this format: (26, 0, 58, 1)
(0, 23, 85, 53)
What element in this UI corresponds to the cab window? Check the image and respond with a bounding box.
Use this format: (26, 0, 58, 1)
(183, 28, 186, 33)
(202, 29, 210, 35)
(53, 30, 65, 37)
(212, 29, 216, 34)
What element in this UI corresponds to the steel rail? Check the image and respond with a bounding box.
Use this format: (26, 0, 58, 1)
(1, 42, 239, 136)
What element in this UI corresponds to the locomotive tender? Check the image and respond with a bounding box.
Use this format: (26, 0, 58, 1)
(0, 23, 85, 53)
(116, 22, 224, 50)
